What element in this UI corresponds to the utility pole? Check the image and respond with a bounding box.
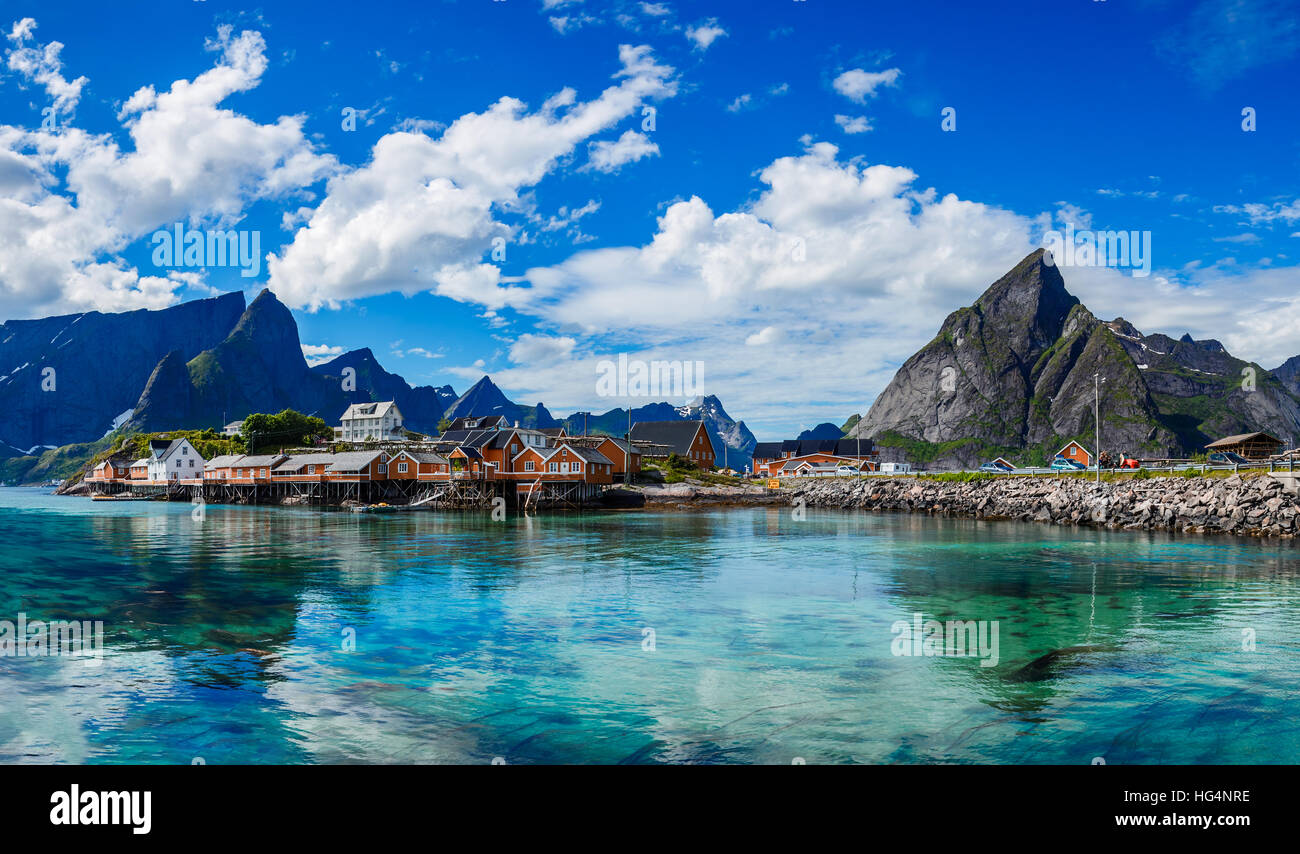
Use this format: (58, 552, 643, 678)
(1094, 373, 1101, 484)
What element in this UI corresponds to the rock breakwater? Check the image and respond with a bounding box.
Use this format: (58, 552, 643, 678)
(791, 474, 1300, 538)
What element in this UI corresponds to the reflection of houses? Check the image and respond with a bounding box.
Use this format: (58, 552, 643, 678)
(752, 438, 877, 477)
(630, 421, 715, 468)
(1206, 431, 1285, 461)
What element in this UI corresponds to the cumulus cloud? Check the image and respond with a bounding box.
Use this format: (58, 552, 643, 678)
(5, 17, 88, 118)
(685, 19, 727, 51)
(483, 141, 1300, 435)
(832, 67, 901, 102)
(834, 114, 871, 134)
(268, 44, 677, 310)
(0, 22, 337, 318)
(302, 343, 343, 365)
(585, 128, 659, 172)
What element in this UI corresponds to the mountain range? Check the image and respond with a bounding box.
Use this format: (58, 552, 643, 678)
(0, 288, 755, 469)
(847, 249, 1300, 468)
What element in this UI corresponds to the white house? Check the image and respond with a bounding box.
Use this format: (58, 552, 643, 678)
(145, 438, 206, 481)
(222, 420, 245, 437)
(338, 401, 405, 442)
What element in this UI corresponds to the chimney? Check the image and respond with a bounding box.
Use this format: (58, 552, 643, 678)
(514, 420, 519, 428)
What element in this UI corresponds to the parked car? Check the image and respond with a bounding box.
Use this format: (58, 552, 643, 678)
(835, 465, 861, 476)
(978, 461, 1013, 473)
(1050, 455, 1086, 471)
(1207, 451, 1249, 465)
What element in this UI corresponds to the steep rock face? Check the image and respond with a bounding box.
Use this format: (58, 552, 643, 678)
(0, 292, 245, 450)
(677, 394, 757, 470)
(1109, 322, 1300, 449)
(1272, 355, 1300, 399)
(440, 376, 561, 428)
(850, 250, 1179, 468)
(129, 290, 346, 432)
(131, 351, 197, 429)
(309, 348, 456, 433)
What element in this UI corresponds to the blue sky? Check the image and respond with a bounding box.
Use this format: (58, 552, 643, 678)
(2, 0, 1298, 438)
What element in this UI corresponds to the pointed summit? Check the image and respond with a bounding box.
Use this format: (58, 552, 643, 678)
(973, 249, 1079, 359)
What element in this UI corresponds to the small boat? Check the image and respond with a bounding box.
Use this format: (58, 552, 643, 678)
(351, 503, 399, 514)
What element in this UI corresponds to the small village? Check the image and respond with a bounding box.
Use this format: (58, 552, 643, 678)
(81, 403, 733, 510)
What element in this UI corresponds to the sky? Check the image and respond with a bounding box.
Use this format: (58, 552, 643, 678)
(1, 0, 1298, 439)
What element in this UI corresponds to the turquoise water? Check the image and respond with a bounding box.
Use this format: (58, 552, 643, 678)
(1, 486, 1298, 764)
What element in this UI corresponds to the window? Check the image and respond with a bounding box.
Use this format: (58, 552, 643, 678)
(511, 443, 519, 454)
(573, 462, 582, 473)
(182, 446, 188, 455)
(261, 469, 267, 477)
(189, 460, 195, 468)
(378, 464, 387, 474)
(307, 466, 314, 475)
(549, 462, 558, 472)
(398, 462, 408, 473)
(524, 461, 535, 472)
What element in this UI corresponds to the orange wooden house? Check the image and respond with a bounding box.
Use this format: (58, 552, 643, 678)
(321, 451, 390, 482)
(1055, 441, 1092, 467)
(509, 442, 614, 483)
(388, 450, 451, 481)
(591, 437, 641, 481)
(226, 454, 290, 485)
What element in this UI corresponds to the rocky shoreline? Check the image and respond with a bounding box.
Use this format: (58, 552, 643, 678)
(787, 473, 1300, 538)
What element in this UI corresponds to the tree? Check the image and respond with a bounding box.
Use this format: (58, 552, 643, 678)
(241, 409, 332, 452)
(437, 416, 452, 434)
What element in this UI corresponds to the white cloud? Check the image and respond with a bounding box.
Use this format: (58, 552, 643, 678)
(1215, 200, 1300, 225)
(834, 114, 871, 134)
(5, 17, 88, 118)
(268, 45, 676, 311)
(302, 343, 343, 365)
(585, 128, 660, 172)
(509, 333, 577, 364)
(482, 141, 1300, 436)
(726, 93, 753, 113)
(832, 67, 901, 103)
(0, 23, 337, 319)
(685, 19, 727, 51)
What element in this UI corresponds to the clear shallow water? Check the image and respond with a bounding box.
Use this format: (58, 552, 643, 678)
(1, 486, 1298, 764)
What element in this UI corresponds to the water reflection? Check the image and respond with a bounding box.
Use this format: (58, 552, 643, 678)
(1, 488, 1298, 764)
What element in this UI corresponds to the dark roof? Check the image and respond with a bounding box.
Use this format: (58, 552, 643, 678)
(752, 442, 783, 459)
(565, 445, 614, 465)
(629, 421, 707, 455)
(394, 451, 448, 464)
(447, 415, 508, 431)
(596, 436, 639, 455)
(833, 438, 873, 456)
(537, 428, 566, 437)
